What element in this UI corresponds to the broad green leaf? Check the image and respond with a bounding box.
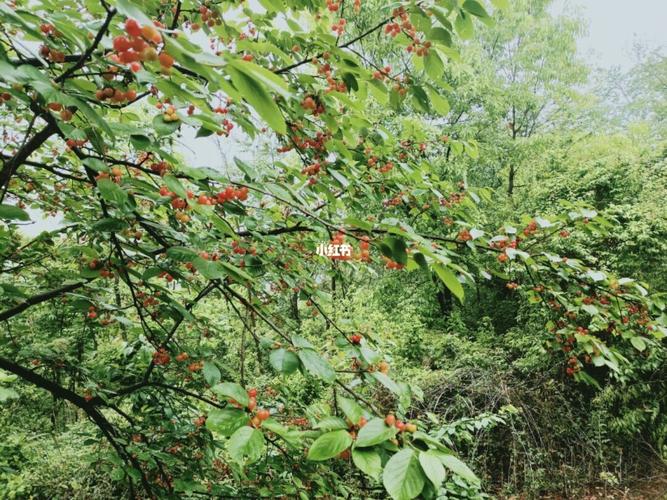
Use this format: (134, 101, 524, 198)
(630, 336, 647, 352)
(203, 361, 221, 385)
(454, 11, 474, 39)
(227, 426, 265, 465)
(383, 449, 425, 500)
(371, 371, 401, 395)
(0, 204, 29, 221)
(307, 430, 352, 461)
(153, 115, 180, 136)
(269, 348, 299, 374)
(338, 397, 363, 424)
(433, 264, 464, 302)
(297, 349, 336, 382)
(439, 453, 479, 483)
(313, 416, 348, 431)
(115, 0, 154, 26)
(418, 450, 447, 489)
(211, 382, 249, 406)
(227, 65, 286, 134)
(163, 175, 187, 199)
(427, 88, 450, 115)
(97, 179, 128, 207)
(352, 448, 382, 480)
(355, 418, 397, 447)
(463, 0, 490, 17)
(206, 408, 249, 436)
(0, 387, 19, 402)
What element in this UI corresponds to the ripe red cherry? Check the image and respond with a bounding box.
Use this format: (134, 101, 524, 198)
(384, 414, 396, 426)
(247, 397, 257, 412)
(124, 19, 142, 37)
(247, 388, 257, 398)
(158, 52, 174, 68)
(349, 334, 362, 344)
(129, 62, 142, 73)
(257, 409, 270, 421)
(113, 36, 131, 52)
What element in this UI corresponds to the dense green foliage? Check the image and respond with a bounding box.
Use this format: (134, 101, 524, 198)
(0, 0, 665, 498)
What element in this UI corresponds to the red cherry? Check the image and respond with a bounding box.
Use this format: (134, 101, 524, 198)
(158, 52, 174, 68)
(247, 388, 258, 398)
(256, 409, 270, 421)
(113, 36, 131, 52)
(129, 62, 142, 73)
(125, 19, 142, 37)
(384, 414, 396, 426)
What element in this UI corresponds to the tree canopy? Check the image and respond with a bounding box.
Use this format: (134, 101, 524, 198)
(0, 0, 665, 498)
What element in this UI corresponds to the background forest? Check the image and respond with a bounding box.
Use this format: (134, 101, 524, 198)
(0, 0, 666, 498)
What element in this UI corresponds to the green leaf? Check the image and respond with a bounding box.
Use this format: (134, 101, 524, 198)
(115, 0, 154, 26)
(463, 0, 490, 17)
(203, 361, 221, 385)
(355, 418, 397, 448)
(380, 237, 407, 265)
(338, 397, 363, 424)
(383, 449, 425, 500)
(454, 11, 474, 39)
(630, 336, 647, 352)
(352, 448, 382, 480)
(163, 175, 187, 199)
(418, 450, 447, 489)
(269, 348, 299, 374)
(0, 387, 19, 402)
(371, 371, 401, 395)
(97, 179, 128, 207)
(227, 65, 286, 134)
(307, 430, 353, 461)
(424, 52, 444, 81)
(297, 349, 336, 382)
(433, 264, 464, 302)
(227, 426, 265, 465)
(206, 408, 249, 436)
(491, 0, 509, 9)
(313, 416, 348, 431)
(211, 382, 249, 406)
(0, 204, 30, 221)
(439, 453, 478, 483)
(426, 88, 450, 115)
(153, 114, 180, 136)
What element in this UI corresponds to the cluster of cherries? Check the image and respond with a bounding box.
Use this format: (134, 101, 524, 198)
(174, 353, 203, 373)
(331, 18, 347, 35)
(110, 19, 171, 74)
(197, 4, 223, 27)
(153, 347, 171, 366)
(45, 102, 73, 121)
(372, 66, 392, 81)
(95, 86, 137, 103)
(65, 138, 87, 150)
(383, 257, 405, 270)
(440, 191, 466, 208)
(359, 236, 370, 262)
(149, 160, 170, 176)
(228, 388, 271, 427)
(301, 96, 325, 115)
(94, 166, 124, 184)
(87, 258, 115, 278)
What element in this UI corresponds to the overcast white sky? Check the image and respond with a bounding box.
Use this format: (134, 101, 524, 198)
(17, 1, 667, 236)
(551, 0, 666, 69)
